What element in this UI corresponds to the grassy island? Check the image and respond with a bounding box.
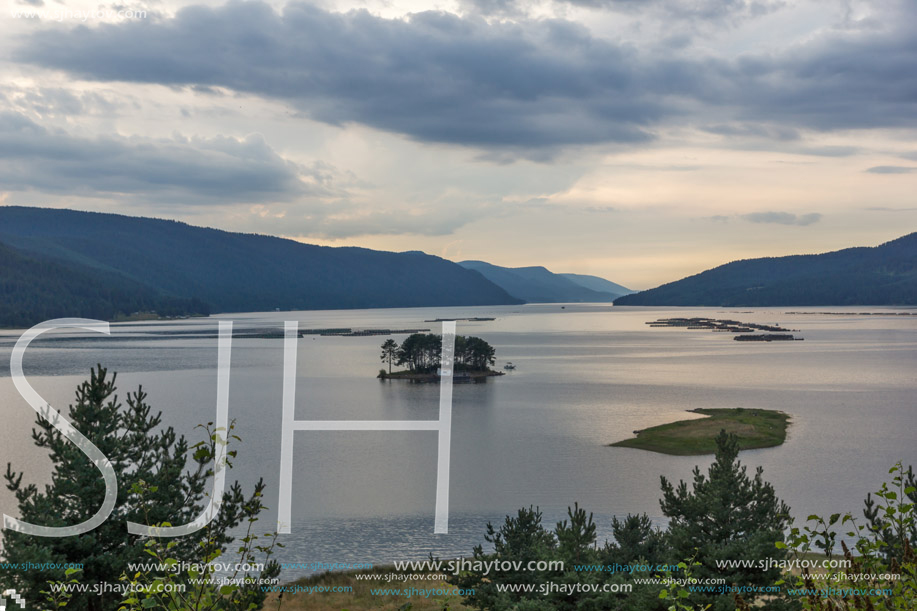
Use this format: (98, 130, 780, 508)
(609, 408, 790, 455)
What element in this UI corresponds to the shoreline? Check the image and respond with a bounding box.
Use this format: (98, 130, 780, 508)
(377, 369, 505, 381)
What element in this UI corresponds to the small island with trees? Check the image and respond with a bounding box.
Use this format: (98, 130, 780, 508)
(378, 333, 504, 382)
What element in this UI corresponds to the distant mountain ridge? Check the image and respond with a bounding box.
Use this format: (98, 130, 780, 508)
(459, 260, 632, 303)
(0, 206, 522, 327)
(615, 233, 917, 306)
(559, 273, 633, 298)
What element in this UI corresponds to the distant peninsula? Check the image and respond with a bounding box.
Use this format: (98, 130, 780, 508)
(614, 232, 917, 306)
(609, 408, 790, 455)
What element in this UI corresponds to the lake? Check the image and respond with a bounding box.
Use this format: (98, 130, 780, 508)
(1, 304, 915, 578)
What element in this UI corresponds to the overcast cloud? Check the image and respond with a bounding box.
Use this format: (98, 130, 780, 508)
(15, 4, 667, 153)
(0, 110, 334, 204)
(13, 0, 917, 154)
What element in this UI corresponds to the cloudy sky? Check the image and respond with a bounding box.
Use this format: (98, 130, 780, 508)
(2, 0, 915, 289)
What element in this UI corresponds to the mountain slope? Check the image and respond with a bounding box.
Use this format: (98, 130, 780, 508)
(559, 273, 632, 298)
(458, 260, 626, 303)
(614, 233, 917, 306)
(0, 241, 209, 328)
(0, 206, 521, 325)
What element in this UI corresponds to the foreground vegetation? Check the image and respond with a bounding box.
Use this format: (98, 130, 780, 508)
(775, 462, 917, 611)
(1, 367, 279, 611)
(451, 431, 794, 611)
(609, 407, 790, 455)
(4, 370, 914, 611)
(450, 435, 916, 611)
(261, 567, 472, 611)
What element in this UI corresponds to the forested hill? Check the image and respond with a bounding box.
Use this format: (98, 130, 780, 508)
(615, 233, 917, 306)
(459, 260, 631, 302)
(0, 241, 209, 328)
(0, 206, 521, 327)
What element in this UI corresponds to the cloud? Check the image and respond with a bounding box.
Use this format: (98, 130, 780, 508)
(463, 0, 786, 23)
(0, 85, 125, 119)
(741, 211, 822, 226)
(794, 146, 862, 158)
(459, 0, 524, 17)
(239, 201, 489, 240)
(866, 165, 917, 174)
(703, 122, 800, 142)
(14, 3, 670, 156)
(0, 111, 334, 204)
(0, 111, 477, 239)
(0, 105, 523, 239)
(11, 1, 917, 159)
(722, 1, 917, 132)
(293, 210, 473, 239)
(701, 125, 865, 158)
(562, 0, 786, 22)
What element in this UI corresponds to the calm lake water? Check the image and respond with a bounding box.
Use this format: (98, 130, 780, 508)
(1, 304, 915, 578)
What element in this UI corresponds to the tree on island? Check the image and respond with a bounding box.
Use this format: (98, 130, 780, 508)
(397, 333, 443, 373)
(383, 333, 498, 375)
(455, 335, 497, 371)
(380, 338, 399, 374)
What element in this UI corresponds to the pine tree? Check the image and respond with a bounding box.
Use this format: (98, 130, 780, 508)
(602, 513, 668, 567)
(660, 430, 794, 611)
(451, 506, 557, 610)
(1, 366, 271, 611)
(380, 338, 398, 374)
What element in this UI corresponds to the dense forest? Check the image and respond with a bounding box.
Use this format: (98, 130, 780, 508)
(0, 206, 522, 327)
(0, 242, 209, 327)
(615, 232, 917, 306)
